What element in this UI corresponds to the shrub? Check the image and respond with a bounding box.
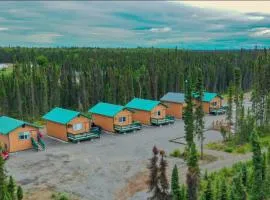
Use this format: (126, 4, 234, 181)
(224, 147, 233, 153)
(235, 144, 251, 154)
(51, 192, 70, 200)
(170, 149, 181, 158)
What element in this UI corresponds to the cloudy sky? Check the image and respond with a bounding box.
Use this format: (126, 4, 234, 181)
(0, 1, 270, 49)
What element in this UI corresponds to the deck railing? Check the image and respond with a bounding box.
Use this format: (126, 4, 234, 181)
(114, 121, 142, 133)
(151, 115, 175, 125)
(67, 127, 101, 142)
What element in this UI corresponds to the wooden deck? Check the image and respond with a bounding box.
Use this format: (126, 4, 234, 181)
(67, 127, 101, 142)
(151, 115, 175, 126)
(114, 122, 142, 133)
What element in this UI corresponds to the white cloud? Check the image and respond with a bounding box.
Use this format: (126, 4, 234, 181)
(149, 27, 171, 33)
(0, 27, 8, 31)
(25, 33, 63, 43)
(249, 27, 270, 38)
(148, 35, 210, 45)
(174, 1, 270, 14)
(246, 16, 265, 21)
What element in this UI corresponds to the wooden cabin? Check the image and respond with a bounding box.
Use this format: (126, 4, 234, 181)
(0, 116, 40, 152)
(43, 107, 100, 143)
(88, 102, 141, 133)
(125, 98, 175, 126)
(160, 92, 186, 119)
(193, 92, 223, 114)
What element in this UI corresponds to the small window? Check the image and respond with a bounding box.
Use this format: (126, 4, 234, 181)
(157, 111, 161, 116)
(119, 117, 126, 122)
(212, 102, 217, 106)
(73, 123, 83, 131)
(19, 132, 30, 140)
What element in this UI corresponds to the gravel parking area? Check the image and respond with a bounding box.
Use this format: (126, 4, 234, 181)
(6, 115, 225, 200)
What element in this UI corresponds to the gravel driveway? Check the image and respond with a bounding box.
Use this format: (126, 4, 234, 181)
(6, 114, 227, 200)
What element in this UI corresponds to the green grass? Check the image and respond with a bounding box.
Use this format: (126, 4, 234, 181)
(170, 148, 218, 163)
(0, 67, 13, 76)
(206, 135, 270, 154)
(51, 192, 70, 200)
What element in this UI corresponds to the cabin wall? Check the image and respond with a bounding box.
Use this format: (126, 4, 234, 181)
(151, 105, 166, 119)
(131, 110, 151, 125)
(114, 110, 133, 126)
(162, 101, 183, 119)
(193, 99, 210, 113)
(67, 116, 91, 135)
(8, 125, 38, 153)
(46, 121, 68, 141)
(203, 102, 210, 113)
(92, 114, 114, 132)
(0, 134, 9, 152)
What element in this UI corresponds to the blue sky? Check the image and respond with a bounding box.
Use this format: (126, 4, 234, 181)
(0, 1, 270, 49)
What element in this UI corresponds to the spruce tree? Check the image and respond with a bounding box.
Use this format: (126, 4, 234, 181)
(241, 163, 248, 187)
(267, 145, 270, 165)
(219, 178, 228, 200)
(205, 180, 213, 200)
(251, 131, 263, 200)
(262, 152, 267, 181)
(194, 68, 205, 159)
(148, 146, 162, 200)
(234, 67, 241, 132)
(180, 185, 186, 200)
(226, 81, 233, 125)
(186, 143, 200, 200)
(263, 155, 270, 198)
(231, 174, 247, 200)
(0, 156, 6, 200)
(159, 150, 170, 200)
(17, 186, 23, 200)
(184, 78, 194, 148)
(7, 176, 15, 200)
(171, 164, 181, 200)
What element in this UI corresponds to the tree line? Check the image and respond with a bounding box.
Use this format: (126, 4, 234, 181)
(147, 52, 270, 199)
(0, 156, 23, 200)
(0, 47, 267, 121)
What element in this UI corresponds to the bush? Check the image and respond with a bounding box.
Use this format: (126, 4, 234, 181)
(235, 144, 251, 154)
(170, 149, 181, 158)
(224, 147, 233, 153)
(206, 142, 226, 151)
(51, 192, 70, 200)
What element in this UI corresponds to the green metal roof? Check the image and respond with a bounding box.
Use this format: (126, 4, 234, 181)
(125, 98, 162, 111)
(88, 102, 124, 118)
(193, 92, 221, 102)
(0, 116, 39, 135)
(42, 107, 81, 124)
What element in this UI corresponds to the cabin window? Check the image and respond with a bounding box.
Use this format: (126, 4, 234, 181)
(19, 132, 30, 140)
(154, 111, 161, 116)
(119, 117, 126, 123)
(211, 102, 217, 106)
(73, 123, 83, 131)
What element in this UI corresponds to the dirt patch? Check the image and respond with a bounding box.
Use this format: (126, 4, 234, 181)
(115, 170, 149, 200)
(24, 187, 80, 200)
(199, 154, 218, 165)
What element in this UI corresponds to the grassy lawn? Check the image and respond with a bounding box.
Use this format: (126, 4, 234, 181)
(169, 148, 218, 164)
(0, 67, 13, 76)
(206, 135, 270, 154)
